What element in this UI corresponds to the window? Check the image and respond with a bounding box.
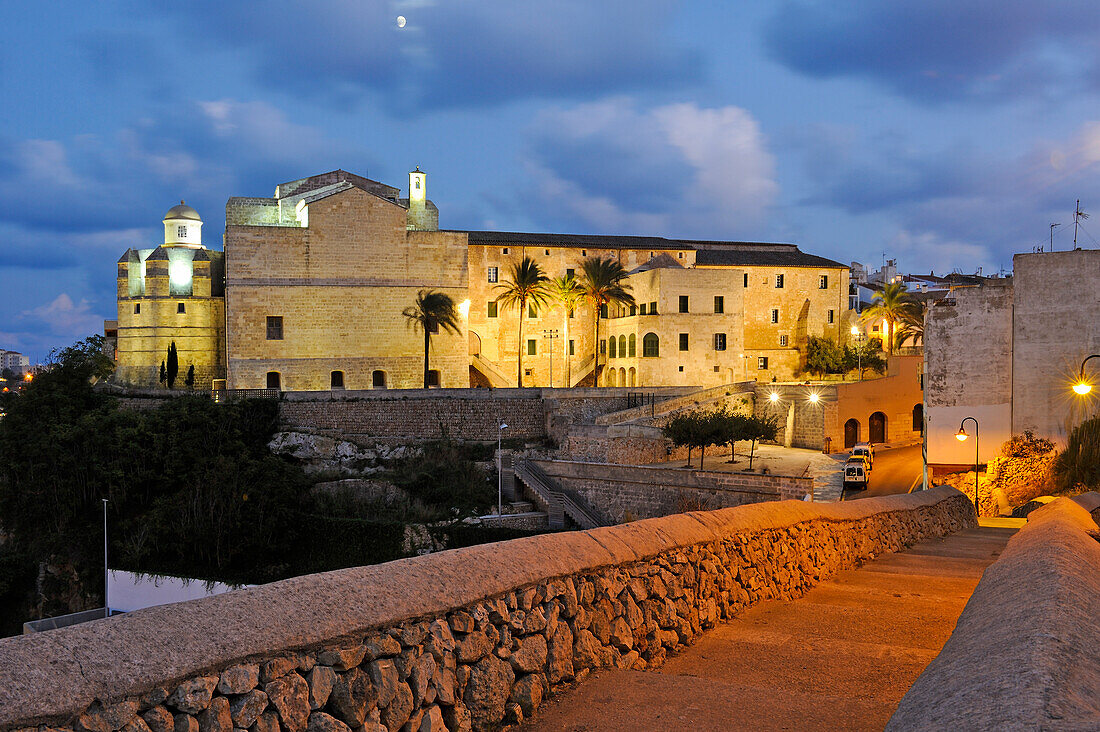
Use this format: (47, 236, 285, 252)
(600, 304, 608, 318)
(679, 295, 689, 313)
(770, 309, 779, 324)
(779, 334, 788, 347)
(619, 335, 626, 357)
(134, 303, 140, 314)
(757, 357, 769, 370)
(819, 274, 829, 289)
(608, 338, 617, 358)
(528, 304, 537, 318)
(544, 249, 550, 256)
(372, 370, 387, 389)
(177, 225, 187, 238)
(714, 333, 727, 351)
(650, 301, 657, 314)
(177, 302, 185, 313)
(775, 274, 784, 288)
(630, 304, 637, 316)
(266, 371, 281, 389)
(527, 339, 537, 356)
(330, 371, 345, 389)
(642, 333, 660, 357)
(872, 325, 880, 332)
(744, 273, 749, 287)
(678, 252, 684, 259)
(628, 334, 636, 356)
(679, 333, 689, 351)
(266, 316, 283, 340)
(828, 309, 835, 324)
(502, 248, 509, 255)
(487, 301, 498, 318)
(487, 267, 498, 283)
(640, 303, 647, 315)
(568, 308, 575, 319)
(714, 296, 724, 314)
(566, 268, 575, 279)
(678, 365, 684, 372)
(600, 340, 606, 354)
(569, 339, 575, 356)
(427, 370, 440, 387)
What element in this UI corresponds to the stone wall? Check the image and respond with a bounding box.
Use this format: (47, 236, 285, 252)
(0, 487, 972, 732)
(936, 451, 1057, 517)
(532, 459, 814, 523)
(888, 493, 1100, 730)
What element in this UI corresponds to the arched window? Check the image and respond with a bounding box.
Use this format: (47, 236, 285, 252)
(912, 404, 924, 433)
(628, 367, 636, 386)
(844, 419, 860, 448)
(372, 370, 387, 389)
(642, 333, 660, 357)
(618, 335, 627, 358)
(330, 371, 345, 389)
(608, 337, 617, 359)
(266, 371, 281, 390)
(628, 334, 636, 357)
(607, 369, 617, 386)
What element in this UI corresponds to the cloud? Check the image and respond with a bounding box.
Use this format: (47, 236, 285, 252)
(151, 1, 700, 111)
(520, 99, 778, 237)
(764, 0, 1100, 103)
(21, 293, 105, 341)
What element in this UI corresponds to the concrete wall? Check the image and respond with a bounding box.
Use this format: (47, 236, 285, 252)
(0, 487, 973, 732)
(888, 494, 1100, 730)
(532, 459, 813, 523)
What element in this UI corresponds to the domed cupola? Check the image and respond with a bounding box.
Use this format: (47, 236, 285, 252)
(163, 201, 203, 247)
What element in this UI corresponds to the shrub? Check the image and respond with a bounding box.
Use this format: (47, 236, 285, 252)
(1055, 417, 1100, 492)
(1001, 430, 1055, 459)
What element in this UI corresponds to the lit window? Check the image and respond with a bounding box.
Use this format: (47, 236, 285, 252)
(714, 296, 724, 314)
(771, 309, 779, 324)
(487, 267, 498, 283)
(779, 334, 788, 347)
(776, 274, 784, 288)
(487, 301, 498, 318)
(714, 333, 727, 351)
(266, 316, 283, 340)
(819, 275, 829, 289)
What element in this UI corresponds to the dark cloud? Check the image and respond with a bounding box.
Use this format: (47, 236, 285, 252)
(764, 0, 1100, 103)
(149, 1, 700, 111)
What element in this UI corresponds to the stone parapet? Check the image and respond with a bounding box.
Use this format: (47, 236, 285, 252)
(0, 487, 973, 732)
(888, 493, 1100, 731)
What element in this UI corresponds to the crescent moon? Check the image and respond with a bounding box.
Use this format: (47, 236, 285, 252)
(397, 15, 406, 28)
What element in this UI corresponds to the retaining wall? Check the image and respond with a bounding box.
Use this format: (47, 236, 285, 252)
(888, 493, 1100, 731)
(0, 488, 973, 732)
(533, 459, 812, 522)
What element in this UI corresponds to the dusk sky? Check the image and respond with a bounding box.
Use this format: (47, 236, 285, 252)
(3, 1, 1100, 360)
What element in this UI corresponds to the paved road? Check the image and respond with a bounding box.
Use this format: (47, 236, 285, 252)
(842, 444, 923, 501)
(523, 521, 1019, 732)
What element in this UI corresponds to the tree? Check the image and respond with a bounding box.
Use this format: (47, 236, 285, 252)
(547, 274, 585, 388)
(494, 257, 550, 387)
(402, 290, 462, 388)
(578, 257, 634, 386)
(662, 408, 726, 469)
(159, 362, 166, 385)
(743, 414, 779, 470)
(894, 300, 926, 350)
(166, 342, 179, 389)
(184, 365, 195, 389)
(843, 338, 886, 380)
(1055, 417, 1100, 492)
(861, 283, 916, 355)
(803, 336, 846, 376)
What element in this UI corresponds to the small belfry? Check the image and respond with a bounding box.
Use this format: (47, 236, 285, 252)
(406, 167, 439, 231)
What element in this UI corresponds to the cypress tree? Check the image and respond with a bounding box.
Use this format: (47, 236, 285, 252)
(159, 361, 166, 385)
(166, 342, 178, 389)
(184, 364, 195, 389)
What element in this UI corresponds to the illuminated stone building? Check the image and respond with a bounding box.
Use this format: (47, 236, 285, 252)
(112, 170, 853, 390)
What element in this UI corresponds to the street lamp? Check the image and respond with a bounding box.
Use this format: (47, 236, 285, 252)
(497, 420, 508, 519)
(1072, 354, 1100, 395)
(955, 417, 979, 511)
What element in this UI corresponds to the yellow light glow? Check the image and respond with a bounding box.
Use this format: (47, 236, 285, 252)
(850, 326, 860, 336)
(169, 260, 192, 291)
(1074, 382, 1092, 395)
(23, 373, 32, 382)
(458, 299, 471, 317)
(808, 392, 819, 403)
(956, 430, 968, 442)
(769, 392, 779, 402)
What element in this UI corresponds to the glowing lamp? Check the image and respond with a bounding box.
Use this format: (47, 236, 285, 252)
(458, 299, 471, 317)
(769, 392, 779, 403)
(808, 392, 819, 403)
(169, 260, 193, 291)
(956, 429, 969, 442)
(850, 326, 860, 336)
(1074, 382, 1092, 395)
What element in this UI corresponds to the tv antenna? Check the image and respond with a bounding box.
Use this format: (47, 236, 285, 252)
(1074, 200, 1088, 249)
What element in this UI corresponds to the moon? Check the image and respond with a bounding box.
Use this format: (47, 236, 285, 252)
(396, 15, 406, 28)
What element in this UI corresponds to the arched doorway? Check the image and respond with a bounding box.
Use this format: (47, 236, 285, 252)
(619, 367, 626, 386)
(844, 418, 860, 448)
(608, 370, 617, 386)
(628, 367, 636, 387)
(912, 404, 923, 434)
(869, 411, 887, 443)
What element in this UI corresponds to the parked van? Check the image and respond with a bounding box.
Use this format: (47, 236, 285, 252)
(843, 458, 869, 490)
(851, 443, 874, 469)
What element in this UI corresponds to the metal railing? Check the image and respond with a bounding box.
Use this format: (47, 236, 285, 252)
(211, 388, 282, 403)
(515, 459, 611, 530)
(626, 392, 657, 413)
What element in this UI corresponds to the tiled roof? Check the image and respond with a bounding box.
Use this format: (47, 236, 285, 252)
(693, 248, 847, 269)
(455, 231, 696, 250)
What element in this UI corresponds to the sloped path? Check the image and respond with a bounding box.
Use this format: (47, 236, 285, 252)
(522, 519, 1021, 732)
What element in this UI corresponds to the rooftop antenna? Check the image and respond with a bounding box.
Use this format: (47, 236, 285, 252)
(1051, 222, 1060, 251)
(1074, 200, 1088, 249)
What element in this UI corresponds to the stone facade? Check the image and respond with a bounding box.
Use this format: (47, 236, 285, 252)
(0, 488, 973, 732)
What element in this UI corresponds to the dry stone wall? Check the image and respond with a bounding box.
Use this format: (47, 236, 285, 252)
(0, 488, 973, 732)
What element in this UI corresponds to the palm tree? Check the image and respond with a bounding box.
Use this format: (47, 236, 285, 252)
(495, 256, 550, 387)
(579, 256, 635, 386)
(894, 300, 926, 350)
(402, 290, 461, 388)
(861, 282, 915, 355)
(548, 274, 585, 387)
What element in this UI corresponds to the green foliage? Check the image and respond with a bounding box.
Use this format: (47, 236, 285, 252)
(662, 408, 731, 469)
(495, 257, 551, 387)
(1002, 430, 1056, 459)
(166, 342, 179, 389)
(386, 438, 494, 517)
(804, 336, 847, 375)
(402, 289, 462, 389)
(184, 365, 195, 389)
(1055, 418, 1100, 492)
(861, 282, 917, 355)
(579, 256, 634, 385)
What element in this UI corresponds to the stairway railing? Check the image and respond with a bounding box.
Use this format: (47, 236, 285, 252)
(514, 459, 611, 530)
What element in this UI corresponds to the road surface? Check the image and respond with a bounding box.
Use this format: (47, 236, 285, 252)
(842, 444, 923, 501)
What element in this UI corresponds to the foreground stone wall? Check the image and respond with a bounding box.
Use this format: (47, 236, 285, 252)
(533, 458, 812, 522)
(888, 493, 1100, 730)
(0, 488, 973, 732)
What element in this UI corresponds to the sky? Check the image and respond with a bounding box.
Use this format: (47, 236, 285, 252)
(3, 1, 1100, 360)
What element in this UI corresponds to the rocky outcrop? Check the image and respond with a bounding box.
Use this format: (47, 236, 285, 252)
(268, 431, 418, 475)
(0, 488, 973, 732)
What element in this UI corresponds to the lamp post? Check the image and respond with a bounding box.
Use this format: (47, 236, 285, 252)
(542, 329, 560, 387)
(497, 420, 508, 520)
(955, 417, 979, 511)
(1072, 354, 1100, 395)
(102, 498, 109, 619)
(850, 326, 866, 381)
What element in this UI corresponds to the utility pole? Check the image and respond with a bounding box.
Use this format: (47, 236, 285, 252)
(1074, 200, 1088, 249)
(542, 329, 560, 387)
(102, 498, 109, 618)
(1051, 222, 1060, 251)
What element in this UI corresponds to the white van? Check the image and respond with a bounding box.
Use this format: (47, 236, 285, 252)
(851, 443, 874, 470)
(843, 459, 869, 490)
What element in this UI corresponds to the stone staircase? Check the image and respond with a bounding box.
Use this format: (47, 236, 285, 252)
(523, 519, 1022, 731)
